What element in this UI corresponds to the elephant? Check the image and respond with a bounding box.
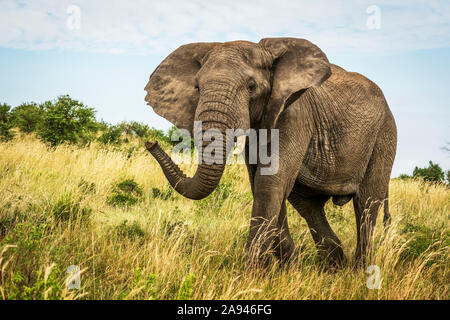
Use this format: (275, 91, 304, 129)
(143, 38, 397, 269)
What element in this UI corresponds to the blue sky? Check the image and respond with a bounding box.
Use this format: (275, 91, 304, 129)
(0, 0, 449, 176)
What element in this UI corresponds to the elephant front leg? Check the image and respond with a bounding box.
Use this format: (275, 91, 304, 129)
(274, 201, 299, 265)
(245, 104, 313, 268)
(246, 174, 296, 268)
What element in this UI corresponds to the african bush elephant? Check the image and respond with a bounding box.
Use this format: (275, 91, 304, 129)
(144, 38, 397, 269)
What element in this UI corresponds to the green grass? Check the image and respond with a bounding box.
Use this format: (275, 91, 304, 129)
(0, 135, 448, 300)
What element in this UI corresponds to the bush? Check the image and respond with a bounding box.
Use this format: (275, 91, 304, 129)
(146, 127, 172, 144)
(114, 220, 146, 240)
(107, 178, 143, 207)
(130, 121, 150, 138)
(176, 273, 196, 300)
(50, 192, 92, 222)
(78, 179, 96, 195)
(10, 102, 43, 133)
(413, 161, 445, 183)
(168, 126, 195, 151)
(7, 265, 63, 300)
(98, 124, 123, 145)
(37, 95, 98, 146)
(0, 103, 14, 141)
(152, 185, 175, 200)
(400, 223, 443, 265)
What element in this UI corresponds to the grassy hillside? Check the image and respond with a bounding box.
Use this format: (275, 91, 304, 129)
(0, 135, 448, 300)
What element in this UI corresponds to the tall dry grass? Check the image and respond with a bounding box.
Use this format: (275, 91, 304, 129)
(0, 135, 448, 299)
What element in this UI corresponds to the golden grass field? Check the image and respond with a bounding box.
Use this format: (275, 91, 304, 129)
(0, 135, 448, 300)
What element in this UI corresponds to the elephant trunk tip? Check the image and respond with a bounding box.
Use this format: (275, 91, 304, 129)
(145, 140, 159, 151)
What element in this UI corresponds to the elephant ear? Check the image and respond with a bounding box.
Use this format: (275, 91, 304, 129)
(259, 38, 331, 129)
(144, 42, 220, 135)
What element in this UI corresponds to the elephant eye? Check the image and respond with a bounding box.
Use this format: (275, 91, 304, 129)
(248, 80, 256, 93)
(194, 84, 199, 92)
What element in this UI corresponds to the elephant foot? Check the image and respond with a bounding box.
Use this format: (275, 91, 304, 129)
(353, 254, 367, 271)
(319, 244, 346, 271)
(245, 252, 273, 271)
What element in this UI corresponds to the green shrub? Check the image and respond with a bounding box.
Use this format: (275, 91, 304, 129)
(146, 127, 172, 144)
(10, 102, 43, 134)
(114, 220, 146, 240)
(37, 95, 98, 146)
(0, 103, 14, 141)
(167, 126, 194, 150)
(119, 268, 159, 300)
(5, 221, 48, 254)
(107, 178, 143, 207)
(117, 179, 143, 195)
(412, 161, 445, 183)
(107, 193, 139, 206)
(161, 218, 184, 237)
(78, 179, 96, 195)
(50, 192, 92, 221)
(400, 223, 443, 264)
(98, 124, 123, 145)
(130, 121, 150, 138)
(7, 266, 63, 300)
(152, 185, 174, 200)
(176, 273, 196, 300)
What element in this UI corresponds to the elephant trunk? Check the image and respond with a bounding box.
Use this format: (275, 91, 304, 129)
(146, 98, 237, 200)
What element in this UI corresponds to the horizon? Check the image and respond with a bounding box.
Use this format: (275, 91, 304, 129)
(0, 0, 449, 177)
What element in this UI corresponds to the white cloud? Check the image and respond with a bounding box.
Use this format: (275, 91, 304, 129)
(0, 0, 449, 55)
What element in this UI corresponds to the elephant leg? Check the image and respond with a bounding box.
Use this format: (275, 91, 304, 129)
(246, 147, 296, 265)
(246, 184, 284, 268)
(273, 201, 298, 264)
(288, 192, 345, 269)
(353, 189, 385, 269)
(353, 124, 395, 268)
(245, 104, 314, 268)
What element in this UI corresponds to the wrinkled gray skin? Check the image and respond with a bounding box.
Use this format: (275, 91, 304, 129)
(144, 38, 397, 269)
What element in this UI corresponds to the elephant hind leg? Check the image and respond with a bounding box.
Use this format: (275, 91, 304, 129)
(353, 184, 388, 269)
(288, 192, 345, 269)
(353, 127, 395, 268)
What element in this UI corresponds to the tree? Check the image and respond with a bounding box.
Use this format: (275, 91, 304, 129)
(412, 161, 445, 183)
(129, 121, 150, 138)
(398, 173, 411, 180)
(10, 102, 42, 133)
(37, 95, 98, 146)
(0, 103, 14, 141)
(167, 126, 194, 151)
(98, 124, 123, 145)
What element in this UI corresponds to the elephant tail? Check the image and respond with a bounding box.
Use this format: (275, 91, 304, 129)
(383, 190, 391, 230)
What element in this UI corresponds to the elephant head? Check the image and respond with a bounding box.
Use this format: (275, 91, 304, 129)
(144, 38, 331, 200)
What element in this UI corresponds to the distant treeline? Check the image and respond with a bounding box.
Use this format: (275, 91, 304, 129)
(398, 161, 449, 185)
(0, 94, 184, 147)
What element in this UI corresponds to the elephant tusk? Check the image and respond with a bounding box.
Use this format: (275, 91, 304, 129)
(233, 135, 246, 155)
